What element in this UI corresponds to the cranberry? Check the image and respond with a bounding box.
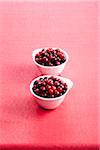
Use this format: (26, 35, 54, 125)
(40, 86, 46, 91)
(36, 80, 41, 84)
(36, 81, 42, 87)
(55, 49, 60, 52)
(47, 48, 52, 53)
(34, 89, 39, 94)
(46, 85, 51, 90)
(52, 86, 56, 90)
(57, 79, 61, 82)
(54, 90, 59, 96)
(64, 83, 68, 89)
(54, 81, 60, 86)
(57, 57, 61, 61)
(60, 84, 64, 89)
(41, 93, 45, 97)
(57, 87, 62, 92)
(48, 54, 53, 60)
(53, 50, 56, 54)
(48, 79, 53, 85)
(38, 57, 42, 62)
(45, 52, 49, 57)
(32, 86, 36, 91)
(42, 81, 46, 86)
(49, 76, 55, 80)
(56, 61, 60, 65)
(63, 90, 66, 94)
(59, 53, 64, 59)
(51, 56, 55, 62)
(59, 93, 62, 96)
(35, 57, 39, 62)
(43, 57, 48, 62)
(39, 51, 42, 55)
(51, 95, 54, 98)
(49, 89, 53, 95)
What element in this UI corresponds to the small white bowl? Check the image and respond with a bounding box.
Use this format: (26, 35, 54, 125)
(32, 48, 69, 75)
(30, 75, 73, 109)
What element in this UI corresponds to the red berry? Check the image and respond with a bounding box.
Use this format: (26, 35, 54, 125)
(57, 87, 62, 92)
(47, 48, 52, 53)
(52, 86, 56, 90)
(35, 54, 39, 57)
(51, 95, 54, 98)
(59, 53, 64, 59)
(37, 80, 41, 84)
(34, 89, 39, 94)
(56, 61, 60, 65)
(42, 81, 46, 86)
(49, 89, 53, 95)
(60, 84, 64, 89)
(55, 49, 60, 52)
(64, 83, 67, 89)
(46, 85, 51, 90)
(40, 86, 46, 91)
(38, 57, 42, 62)
(53, 50, 56, 54)
(57, 57, 61, 62)
(43, 57, 48, 62)
(48, 54, 53, 60)
(49, 76, 55, 80)
(48, 79, 53, 85)
(45, 52, 49, 57)
(54, 90, 59, 95)
(39, 51, 42, 55)
(54, 81, 60, 86)
(35, 58, 39, 62)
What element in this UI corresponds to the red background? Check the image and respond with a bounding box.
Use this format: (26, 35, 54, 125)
(0, 1, 99, 150)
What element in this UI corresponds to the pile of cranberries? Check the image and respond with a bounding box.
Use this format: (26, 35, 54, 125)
(35, 48, 66, 66)
(32, 76, 67, 98)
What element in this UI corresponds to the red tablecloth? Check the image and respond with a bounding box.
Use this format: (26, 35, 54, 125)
(0, 1, 99, 150)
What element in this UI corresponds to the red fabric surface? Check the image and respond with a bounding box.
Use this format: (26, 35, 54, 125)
(0, 1, 99, 149)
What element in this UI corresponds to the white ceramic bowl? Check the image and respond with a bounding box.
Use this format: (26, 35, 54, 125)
(32, 48, 69, 75)
(30, 75, 73, 109)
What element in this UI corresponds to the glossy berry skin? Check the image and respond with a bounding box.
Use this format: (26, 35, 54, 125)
(32, 76, 67, 98)
(34, 89, 39, 94)
(40, 86, 46, 91)
(35, 48, 66, 66)
(56, 61, 60, 65)
(54, 90, 60, 96)
(52, 86, 56, 91)
(54, 81, 60, 86)
(47, 80, 53, 85)
(57, 87, 63, 93)
(46, 85, 51, 90)
(49, 89, 54, 95)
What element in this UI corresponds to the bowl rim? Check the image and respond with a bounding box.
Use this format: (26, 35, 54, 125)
(32, 47, 69, 69)
(30, 75, 73, 101)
